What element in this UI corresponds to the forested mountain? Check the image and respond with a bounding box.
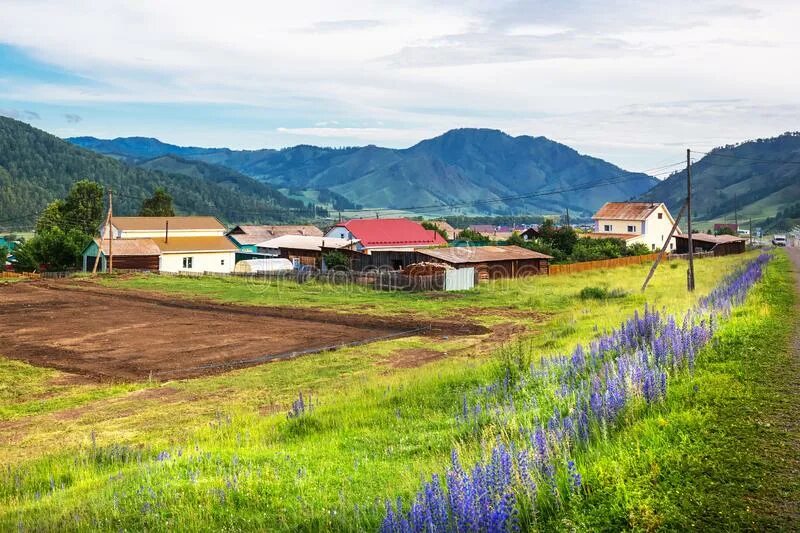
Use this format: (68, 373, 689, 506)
(642, 132, 800, 222)
(0, 118, 317, 229)
(70, 129, 658, 216)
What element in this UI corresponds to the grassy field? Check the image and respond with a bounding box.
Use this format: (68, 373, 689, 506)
(2, 251, 795, 530)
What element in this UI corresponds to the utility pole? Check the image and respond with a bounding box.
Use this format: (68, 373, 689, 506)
(686, 149, 695, 292)
(91, 191, 112, 275)
(565, 207, 571, 228)
(108, 189, 113, 274)
(734, 193, 738, 228)
(749, 218, 753, 246)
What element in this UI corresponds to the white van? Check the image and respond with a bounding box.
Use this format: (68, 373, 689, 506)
(772, 235, 787, 247)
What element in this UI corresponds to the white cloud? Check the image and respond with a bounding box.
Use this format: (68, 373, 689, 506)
(0, 0, 798, 168)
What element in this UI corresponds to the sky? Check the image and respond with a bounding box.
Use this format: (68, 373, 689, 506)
(1, 0, 799, 171)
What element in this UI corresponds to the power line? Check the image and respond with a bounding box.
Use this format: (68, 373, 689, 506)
(692, 150, 800, 166)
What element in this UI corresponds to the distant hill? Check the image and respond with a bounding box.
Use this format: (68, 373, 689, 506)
(70, 129, 659, 216)
(0, 117, 316, 229)
(642, 132, 800, 223)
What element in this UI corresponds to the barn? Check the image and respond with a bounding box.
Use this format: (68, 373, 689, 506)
(82, 238, 161, 272)
(415, 245, 552, 280)
(674, 233, 747, 256)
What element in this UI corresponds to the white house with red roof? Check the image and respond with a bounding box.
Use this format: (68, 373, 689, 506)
(324, 218, 447, 252)
(590, 202, 681, 251)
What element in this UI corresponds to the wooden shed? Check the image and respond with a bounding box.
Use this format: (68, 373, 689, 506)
(674, 233, 746, 256)
(82, 238, 161, 272)
(415, 245, 552, 280)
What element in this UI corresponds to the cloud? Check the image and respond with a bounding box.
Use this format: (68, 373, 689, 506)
(0, 108, 39, 121)
(0, 0, 798, 169)
(64, 113, 82, 123)
(386, 31, 667, 67)
(301, 19, 383, 32)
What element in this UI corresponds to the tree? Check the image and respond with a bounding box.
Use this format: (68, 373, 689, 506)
(457, 228, 490, 244)
(35, 200, 66, 233)
(139, 187, 175, 217)
(715, 226, 736, 236)
(63, 180, 105, 235)
(13, 228, 90, 272)
(421, 221, 449, 241)
(0, 245, 7, 268)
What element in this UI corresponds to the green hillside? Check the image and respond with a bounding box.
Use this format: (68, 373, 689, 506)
(0, 118, 317, 229)
(642, 132, 800, 224)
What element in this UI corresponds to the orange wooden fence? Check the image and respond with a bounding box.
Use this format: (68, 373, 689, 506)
(0, 271, 41, 280)
(548, 253, 662, 276)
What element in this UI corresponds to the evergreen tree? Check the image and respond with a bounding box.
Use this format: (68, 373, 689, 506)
(139, 187, 176, 217)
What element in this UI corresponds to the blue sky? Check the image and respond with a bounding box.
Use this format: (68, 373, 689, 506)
(1, 0, 799, 171)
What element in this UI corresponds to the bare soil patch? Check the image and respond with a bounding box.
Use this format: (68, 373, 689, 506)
(0, 282, 487, 382)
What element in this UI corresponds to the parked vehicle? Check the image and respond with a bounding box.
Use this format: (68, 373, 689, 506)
(234, 258, 294, 273)
(772, 235, 787, 247)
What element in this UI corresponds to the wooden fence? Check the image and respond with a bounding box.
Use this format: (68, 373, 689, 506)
(0, 271, 41, 280)
(548, 253, 662, 276)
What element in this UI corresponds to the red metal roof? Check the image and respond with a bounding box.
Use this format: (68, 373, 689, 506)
(336, 218, 447, 248)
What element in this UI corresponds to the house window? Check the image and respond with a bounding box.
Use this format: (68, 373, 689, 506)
(603, 224, 612, 232)
(658, 213, 663, 219)
(627, 225, 636, 233)
(220, 259, 225, 266)
(651, 244, 656, 250)
(182, 257, 193, 269)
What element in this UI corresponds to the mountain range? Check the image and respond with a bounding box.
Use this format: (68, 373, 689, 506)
(0, 117, 317, 228)
(69, 129, 659, 216)
(642, 132, 800, 225)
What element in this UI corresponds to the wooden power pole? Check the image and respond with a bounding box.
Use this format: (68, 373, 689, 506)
(107, 189, 113, 274)
(641, 201, 687, 292)
(686, 149, 695, 291)
(91, 188, 113, 275)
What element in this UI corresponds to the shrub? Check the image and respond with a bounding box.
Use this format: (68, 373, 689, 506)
(579, 286, 628, 300)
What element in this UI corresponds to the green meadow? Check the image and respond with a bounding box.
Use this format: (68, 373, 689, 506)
(2, 251, 797, 530)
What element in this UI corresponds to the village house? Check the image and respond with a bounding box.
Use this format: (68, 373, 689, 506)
(590, 202, 681, 251)
(326, 218, 446, 270)
(255, 234, 360, 269)
(415, 245, 552, 280)
(226, 224, 323, 252)
(82, 216, 238, 273)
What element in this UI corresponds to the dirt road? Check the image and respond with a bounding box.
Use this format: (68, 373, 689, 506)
(0, 282, 485, 381)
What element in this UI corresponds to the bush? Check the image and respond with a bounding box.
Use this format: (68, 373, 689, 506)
(579, 286, 628, 300)
(322, 250, 349, 271)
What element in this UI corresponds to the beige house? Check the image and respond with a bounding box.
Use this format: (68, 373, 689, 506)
(86, 216, 237, 273)
(590, 202, 681, 251)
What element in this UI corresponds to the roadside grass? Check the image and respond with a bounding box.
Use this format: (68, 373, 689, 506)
(0, 252, 776, 529)
(552, 251, 797, 530)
